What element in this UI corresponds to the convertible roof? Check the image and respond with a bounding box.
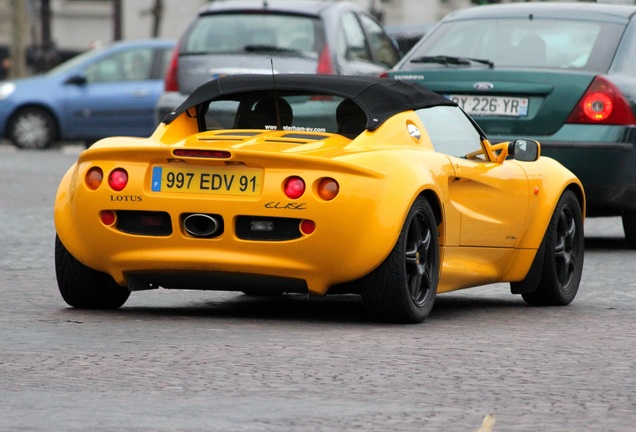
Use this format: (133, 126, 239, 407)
(162, 74, 456, 130)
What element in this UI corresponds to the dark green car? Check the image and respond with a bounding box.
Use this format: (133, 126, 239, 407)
(389, 2, 636, 248)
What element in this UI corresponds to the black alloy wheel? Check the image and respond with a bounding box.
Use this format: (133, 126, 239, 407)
(521, 190, 584, 306)
(361, 197, 439, 323)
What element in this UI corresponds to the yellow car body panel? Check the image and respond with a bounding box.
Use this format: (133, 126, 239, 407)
(55, 109, 582, 295)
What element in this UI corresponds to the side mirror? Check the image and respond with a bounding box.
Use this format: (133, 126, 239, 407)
(508, 139, 540, 162)
(64, 74, 87, 85)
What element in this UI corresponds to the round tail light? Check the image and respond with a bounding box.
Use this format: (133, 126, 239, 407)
(108, 168, 128, 191)
(85, 167, 103, 190)
(582, 92, 613, 121)
(300, 219, 315, 235)
(317, 178, 339, 201)
(100, 210, 116, 226)
(283, 176, 305, 199)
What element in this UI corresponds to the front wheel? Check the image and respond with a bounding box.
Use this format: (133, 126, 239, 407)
(519, 190, 584, 306)
(8, 107, 58, 149)
(55, 235, 130, 309)
(361, 197, 439, 323)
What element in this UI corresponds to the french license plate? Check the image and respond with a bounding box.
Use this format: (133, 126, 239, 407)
(448, 94, 528, 117)
(151, 165, 262, 196)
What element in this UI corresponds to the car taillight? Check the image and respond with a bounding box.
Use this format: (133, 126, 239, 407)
(378, 71, 389, 78)
(108, 168, 128, 191)
(164, 45, 180, 92)
(316, 177, 339, 201)
(566, 76, 636, 125)
(283, 176, 305, 199)
(100, 210, 116, 226)
(316, 45, 334, 75)
(85, 167, 103, 190)
(300, 219, 316, 235)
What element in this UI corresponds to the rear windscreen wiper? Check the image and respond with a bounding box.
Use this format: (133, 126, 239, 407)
(244, 45, 304, 55)
(410, 55, 494, 69)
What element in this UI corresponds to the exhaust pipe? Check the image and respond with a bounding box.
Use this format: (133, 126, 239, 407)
(183, 213, 221, 238)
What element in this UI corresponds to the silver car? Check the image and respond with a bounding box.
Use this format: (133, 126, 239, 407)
(155, 0, 401, 123)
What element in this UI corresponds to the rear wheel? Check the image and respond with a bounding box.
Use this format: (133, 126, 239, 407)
(622, 208, 636, 249)
(519, 190, 584, 306)
(361, 197, 439, 323)
(8, 107, 58, 149)
(55, 235, 130, 309)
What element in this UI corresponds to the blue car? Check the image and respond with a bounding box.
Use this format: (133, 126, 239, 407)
(0, 39, 174, 149)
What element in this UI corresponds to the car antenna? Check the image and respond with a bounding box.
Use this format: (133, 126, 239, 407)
(270, 58, 282, 130)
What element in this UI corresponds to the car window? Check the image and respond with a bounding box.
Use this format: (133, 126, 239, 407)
(403, 18, 624, 72)
(358, 14, 400, 68)
(48, 44, 111, 76)
(85, 48, 153, 83)
(416, 106, 482, 157)
(610, 18, 636, 74)
(203, 94, 349, 135)
(154, 47, 173, 79)
(338, 12, 371, 62)
(182, 13, 323, 57)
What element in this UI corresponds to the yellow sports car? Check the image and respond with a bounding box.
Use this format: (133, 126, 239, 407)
(54, 74, 585, 323)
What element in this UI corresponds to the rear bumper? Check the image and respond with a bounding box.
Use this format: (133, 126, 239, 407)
(540, 141, 636, 215)
(540, 140, 633, 152)
(54, 158, 403, 296)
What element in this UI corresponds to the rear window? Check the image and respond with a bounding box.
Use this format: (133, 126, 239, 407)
(403, 17, 624, 72)
(202, 93, 366, 137)
(182, 13, 325, 58)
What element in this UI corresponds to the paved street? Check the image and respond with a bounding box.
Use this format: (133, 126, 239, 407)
(1, 143, 635, 431)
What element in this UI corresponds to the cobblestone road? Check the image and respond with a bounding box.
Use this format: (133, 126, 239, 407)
(1, 144, 634, 431)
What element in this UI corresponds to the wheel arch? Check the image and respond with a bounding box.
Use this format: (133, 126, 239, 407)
(517, 180, 585, 250)
(417, 188, 444, 245)
(354, 184, 445, 286)
(419, 189, 442, 223)
(514, 152, 586, 250)
(565, 182, 586, 220)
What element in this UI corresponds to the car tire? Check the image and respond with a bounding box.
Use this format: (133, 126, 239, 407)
(361, 197, 439, 323)
(8, 106, 58, 149)
(55, 235, 130, 309)
(518, 190, 584, 306)
(621, 208, 636, 249)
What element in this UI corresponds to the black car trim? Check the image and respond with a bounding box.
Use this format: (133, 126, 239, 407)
(538, 141, 633, 152)
(162, 74, 456, 130)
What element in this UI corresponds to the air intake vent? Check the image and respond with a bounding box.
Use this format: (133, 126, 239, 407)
(235, 216, 302, 241)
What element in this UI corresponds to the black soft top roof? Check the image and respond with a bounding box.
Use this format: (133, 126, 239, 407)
(162, 74, 456, 130)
